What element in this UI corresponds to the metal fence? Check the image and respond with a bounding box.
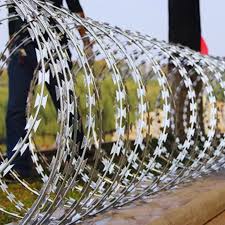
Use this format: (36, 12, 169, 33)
(0, 1, 225, 224)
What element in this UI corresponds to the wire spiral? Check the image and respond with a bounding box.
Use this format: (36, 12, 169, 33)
(0, 1, 225, 224)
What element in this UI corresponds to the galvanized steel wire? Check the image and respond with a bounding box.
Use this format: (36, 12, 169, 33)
(0, 0, 225, 224)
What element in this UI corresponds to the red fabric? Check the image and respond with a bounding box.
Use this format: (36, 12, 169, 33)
(201, 37, 208, 55)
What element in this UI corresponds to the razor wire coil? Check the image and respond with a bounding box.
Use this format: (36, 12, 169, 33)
(0, 0, 225, 224)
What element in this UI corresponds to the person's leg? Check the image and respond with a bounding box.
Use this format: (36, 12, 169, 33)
(168, 0, 202, 141)
(169, 0, 201, 51)
(6, 44, 37, 177)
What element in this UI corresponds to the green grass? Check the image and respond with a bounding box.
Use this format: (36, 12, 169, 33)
(0, 62, 161, 223)
(0, 70, 8, 144)
(0, 179, 83, 224)
(0, 181, 42, 225)
(0, 63, 161, 150)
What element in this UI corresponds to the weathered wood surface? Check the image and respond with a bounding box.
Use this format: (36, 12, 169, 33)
(80, 170, 225, 225)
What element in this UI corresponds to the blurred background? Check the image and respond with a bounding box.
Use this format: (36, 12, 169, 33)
(1, 0, 225, 56)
